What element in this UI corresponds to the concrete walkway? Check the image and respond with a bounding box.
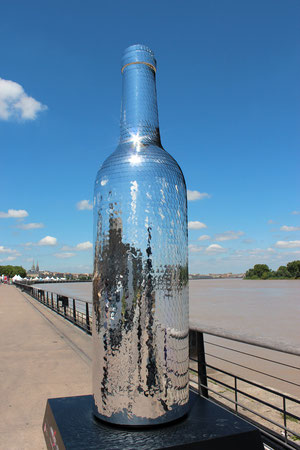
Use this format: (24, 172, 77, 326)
(0, 285, 92, 450)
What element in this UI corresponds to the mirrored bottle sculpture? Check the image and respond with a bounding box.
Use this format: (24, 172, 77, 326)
(93, 44, 189, 426)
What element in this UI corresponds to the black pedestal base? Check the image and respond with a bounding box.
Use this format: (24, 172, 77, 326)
(43, 391, 264, 449)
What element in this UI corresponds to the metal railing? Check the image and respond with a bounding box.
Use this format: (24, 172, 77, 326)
(15, 282, 92, 334)
(190, 330, 300, 450)
(17, 279, 91, 285)
(14, 281, 300, 449)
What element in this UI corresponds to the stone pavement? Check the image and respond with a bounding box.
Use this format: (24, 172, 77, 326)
(0, 285, 92, 450)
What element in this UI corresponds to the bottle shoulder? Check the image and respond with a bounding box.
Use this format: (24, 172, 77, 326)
(95, 143, 185, 185)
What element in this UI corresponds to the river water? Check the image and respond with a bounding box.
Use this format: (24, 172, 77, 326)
(34, 279, 300, 397)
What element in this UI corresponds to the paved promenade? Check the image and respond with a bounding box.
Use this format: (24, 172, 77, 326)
(1, 284, 299, 448)
(0, 285, 92, 450)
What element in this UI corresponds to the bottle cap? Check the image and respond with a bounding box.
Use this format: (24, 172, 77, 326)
(121, 44, 156, 73)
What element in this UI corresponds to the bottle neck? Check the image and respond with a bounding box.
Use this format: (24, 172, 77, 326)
(119, 63, 161, 146)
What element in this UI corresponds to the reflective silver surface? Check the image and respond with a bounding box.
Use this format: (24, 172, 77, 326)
(93, 45, 189, 426)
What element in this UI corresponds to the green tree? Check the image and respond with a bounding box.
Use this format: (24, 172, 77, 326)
(286, 261, 300, 278)
(276, 266, 292, 278)
(245, 260, 299, 280)
(245, 268, 255, 279)
(252, 264, 271, 278)
(0, 265, 26, 278)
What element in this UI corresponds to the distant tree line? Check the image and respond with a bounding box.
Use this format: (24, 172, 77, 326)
(64, 274, 92, 281)
(0, 265, 27, 278)
(244, 261, 300, 280)
(78, 275, 92, 281)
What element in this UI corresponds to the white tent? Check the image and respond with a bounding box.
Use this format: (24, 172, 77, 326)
(12, 275, 23, 281)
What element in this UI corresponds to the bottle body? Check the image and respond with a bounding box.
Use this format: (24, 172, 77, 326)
(93, 45, 189, 426)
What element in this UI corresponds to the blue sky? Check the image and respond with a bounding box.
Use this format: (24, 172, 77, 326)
(0, 0, 299, 274)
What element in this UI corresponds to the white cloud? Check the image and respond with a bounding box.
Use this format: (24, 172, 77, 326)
(292, 211, 300, 215)
(206, 244, 227, 253)
(282, 250, 300, 256)
(76, 200, 93, 211)
(0, 256, 17, 262)
(280, 225, 300, 232)
(54, 252, 75, 259)
(76, 241, 93, 251)
(16, 222, 44, 230)
(198, 235, 210, 241)
(275, 240, 300, 249)
(61, 241, 93, 251)
(249, 247, 275, 255)
(0, 78, 47, 120)
(61, 245, 73, 251)
(0, 246, 20, 255)
(188, 244, 204, 253)
(0, 209, 28, 218)
(38, 236, 57, 246)
(188, 221, 207, 230)
(219, 247, 280, 265)
(242, 238, 255, 244)
(187, 190, 211, 201)
(214, 231, 244, 241)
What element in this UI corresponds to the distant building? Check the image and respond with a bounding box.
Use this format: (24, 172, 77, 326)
(190, 272, 245, 280)
(27, 262, 92, 280)
(27, 260, 41, 278)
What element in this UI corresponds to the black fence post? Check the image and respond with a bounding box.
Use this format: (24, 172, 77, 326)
(197, 331, 208, 398)
(234, 377, 238, 412)
(86, 303, 90, 333)
(73, 299, 76, 323)
(51, 293, 54, 309)
(46, 291, 49, 306)
(283, 396, 288, 443)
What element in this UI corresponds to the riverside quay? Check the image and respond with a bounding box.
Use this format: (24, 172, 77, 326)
(1, 281, 299, 449)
